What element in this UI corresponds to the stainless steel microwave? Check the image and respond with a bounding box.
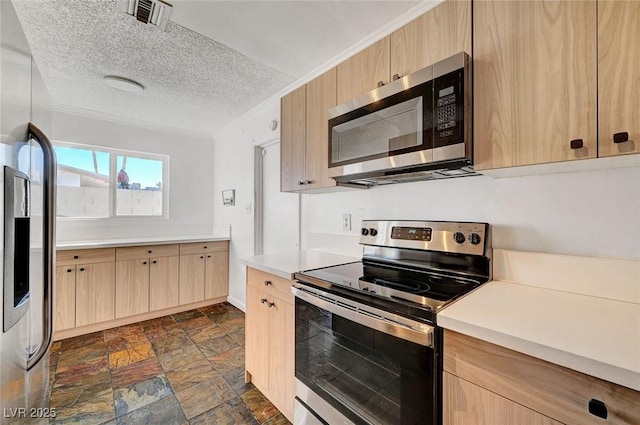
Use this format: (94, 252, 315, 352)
(327, 52, 473, 187)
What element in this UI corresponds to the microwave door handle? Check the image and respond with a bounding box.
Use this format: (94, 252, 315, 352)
(26, 123, 56, 371)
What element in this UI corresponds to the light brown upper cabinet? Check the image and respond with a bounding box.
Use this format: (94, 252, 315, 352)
(337, 37, 390, 104)
(474, 0, 598, 170)
(598, 1, 640, 157)
(390, 0, 471, 80)
(281, 68, 338, 192)
(281, 85, 306, 192)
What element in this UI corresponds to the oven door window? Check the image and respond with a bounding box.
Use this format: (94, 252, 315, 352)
(328, 81, 433, 168)
(295, 297, 437, 425)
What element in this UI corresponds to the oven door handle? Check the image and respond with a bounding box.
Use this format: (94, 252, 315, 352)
(292, 284, 434, 348)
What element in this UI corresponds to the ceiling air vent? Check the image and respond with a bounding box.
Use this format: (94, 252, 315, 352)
(118, 0, 173, 31)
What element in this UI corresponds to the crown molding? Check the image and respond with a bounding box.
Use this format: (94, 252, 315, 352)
(221, 0, 444, 125)
(51, 103, 214, 139)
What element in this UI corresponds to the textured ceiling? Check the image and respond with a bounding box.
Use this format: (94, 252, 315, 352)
(13, 0, 420, 136)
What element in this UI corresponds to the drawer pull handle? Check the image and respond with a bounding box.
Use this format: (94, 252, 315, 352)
(588, 399, 607, 419)
(79, 268, 85, 272)
(73, 255, 79, 259)
(377, 80, 384, 88)
(260, 298, 267, 304)
(264, 280, 272, 286)
(570, 139, 583, 149)
(268, 302, 275, 308)
(392, 73, 400, 81)
(67, 269, 73, 273)
(613, 132, 629, 144)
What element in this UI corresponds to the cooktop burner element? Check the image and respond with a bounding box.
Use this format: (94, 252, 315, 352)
(294, 220, 492, 324)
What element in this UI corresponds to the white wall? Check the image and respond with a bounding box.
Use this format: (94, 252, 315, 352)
(211, 101, 286, 310)
(52, 110, 216, 241)
(301, 166, 640, 260)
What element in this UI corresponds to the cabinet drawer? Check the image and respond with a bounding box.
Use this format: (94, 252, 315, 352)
(57, 248, 115, 266)
(444, 330, 640, 425)
(247, 268, 294, 305)
(179, 241, 228, 255)
(116, 244, 179, 261)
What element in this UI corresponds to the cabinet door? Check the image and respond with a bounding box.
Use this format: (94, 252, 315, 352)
(149, 256, 179, 311)
(444, 372, 563, 425)
(281, 85, 307, 192)
(337, 37, 390, 104)
(55, 266, 76, 331)
(179, 254, 205, 304)
(390, 0, 471, 79)
(598, 1, 640, 157)
(474, 0, 597, 170)
(115, 259, 150, 318)
(204, 251, 228, 299)
(245, 284, 271, 391)
(75, 262, 115, 327)
(305, 68, 337, 190)
(268, 297, 295, 421)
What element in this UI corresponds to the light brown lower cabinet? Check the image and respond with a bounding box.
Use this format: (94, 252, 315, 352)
(54, 266, 76, 331)
(55, 241, 228, 339)
(75, 262, 116, 327)
(245, 267, 294, 422)
(443, 330, 640, 425)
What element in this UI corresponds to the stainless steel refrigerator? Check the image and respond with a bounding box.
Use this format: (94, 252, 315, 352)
(0, 1, 56, 422)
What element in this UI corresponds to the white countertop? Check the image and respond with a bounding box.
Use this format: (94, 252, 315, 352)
(56, 235, 230, 250)
(239, 250, 359, 280)
(438, 250, 640, 392)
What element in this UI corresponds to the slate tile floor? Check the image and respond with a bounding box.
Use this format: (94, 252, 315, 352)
(48, 303, 291, 425)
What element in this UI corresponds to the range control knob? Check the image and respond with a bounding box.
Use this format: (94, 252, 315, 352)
(469, 233, 482, 245)
(361, 228, 370, 236)
(369, 228, 378, 236)
(453, 232, 466, 244)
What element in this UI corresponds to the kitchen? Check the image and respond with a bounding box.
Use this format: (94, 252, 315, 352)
(1, 0, 639, 424)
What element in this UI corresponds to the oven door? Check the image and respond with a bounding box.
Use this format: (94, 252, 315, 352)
(292, 284, 441, 425)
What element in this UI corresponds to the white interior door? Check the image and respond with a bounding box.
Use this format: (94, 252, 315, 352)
(261, 143, 299, 254)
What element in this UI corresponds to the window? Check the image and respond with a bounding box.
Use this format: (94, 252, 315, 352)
(54, 142, 168, 218)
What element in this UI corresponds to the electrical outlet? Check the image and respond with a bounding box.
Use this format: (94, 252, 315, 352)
(342, 214, 351, 231)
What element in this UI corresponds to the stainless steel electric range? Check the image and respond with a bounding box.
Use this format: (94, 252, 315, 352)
(292, 220, 491, 425)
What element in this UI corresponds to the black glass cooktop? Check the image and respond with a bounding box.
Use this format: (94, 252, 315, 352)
(295, 260, 486, 324)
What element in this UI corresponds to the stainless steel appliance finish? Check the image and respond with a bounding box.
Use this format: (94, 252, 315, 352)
(293, 220, 491, 425)
(1, 1, 56, 419)
(328, 52, 473, 187)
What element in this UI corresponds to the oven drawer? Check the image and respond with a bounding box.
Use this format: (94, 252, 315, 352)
(247, 268, 294, 304)
(444, 330, 640, 425)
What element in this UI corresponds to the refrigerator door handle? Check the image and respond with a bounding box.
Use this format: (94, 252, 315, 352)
(26, 123, 56, 371)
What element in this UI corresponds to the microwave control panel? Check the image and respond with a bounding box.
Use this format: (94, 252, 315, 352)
(433, 69, 464, 147)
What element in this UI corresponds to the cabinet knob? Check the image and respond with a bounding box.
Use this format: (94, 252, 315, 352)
(392, 73, 400, 81)
(570, 139, 583, 149)
(588, 399, 608, 419)
(207, 255, 211, 258)
(67, 269, 73, 273)
(143, 261, 147, 265)
(204, 246, 208, 249)
(298, 181, 305, 185)
(152, 260, 157, 264)
(79, 267, 85, 272)
(73, 255, 79, 259)
(260, 298, 267, 304)
(148, 250, 152, 254)
(377, 80, 384, 88)
(268, 302, 275, 308)
(613, 132, 629, 144)
(264, 280, 272, 286)
(305, 180, 312, 185)
(200, 256, 204, 259)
